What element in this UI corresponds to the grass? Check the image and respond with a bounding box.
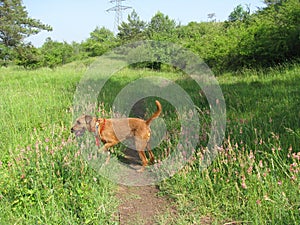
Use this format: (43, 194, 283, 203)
(0, 61, 299, 224)
(159, 64, 300, 224)
(0, 65, 118, 224)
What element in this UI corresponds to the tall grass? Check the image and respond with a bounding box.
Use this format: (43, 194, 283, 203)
(159, 64, 300, 224)
(0, 63, 299, 224)
(0, 65, 118, 224)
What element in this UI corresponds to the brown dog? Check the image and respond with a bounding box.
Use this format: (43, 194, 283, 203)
(71, 100, 162, 172)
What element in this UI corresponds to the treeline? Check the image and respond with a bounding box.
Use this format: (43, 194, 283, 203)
(1, 0, 299, 72)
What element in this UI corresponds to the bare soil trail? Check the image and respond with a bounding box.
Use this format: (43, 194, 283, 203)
(114, 100, 177, 224)
(116, 183, 177, 225)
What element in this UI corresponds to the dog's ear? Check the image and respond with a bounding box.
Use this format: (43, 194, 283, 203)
(85, 115, 96, 132)
(85, 115, 93, 124)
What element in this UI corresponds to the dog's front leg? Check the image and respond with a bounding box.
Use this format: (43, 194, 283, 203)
(97, 142, 118, 164)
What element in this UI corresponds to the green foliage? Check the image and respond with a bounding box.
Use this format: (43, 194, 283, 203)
(0, 43, 14, 66)
(0, 66, 118, 224)
(1, 59, 299, 224)
(4, 0, 300, 72)
(0, 0, 52, 63)
(227, 4, 250, 22)
(14, 43, 42, 69)
(115, 2, 299, 72)
(118, 12, 179, 70)
(40, 38, 74, 68)
(159, 64, 300, 224)
(178, 0, 300, 72)
(146, 11, 177, 41)
(230, 0, 300, 68)
(117, 10, 147, 43)
(264, 0, 285, 5)
(82, 26, 117, 57)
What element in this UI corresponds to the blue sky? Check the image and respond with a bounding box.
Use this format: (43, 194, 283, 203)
(23, 0, 266, 47)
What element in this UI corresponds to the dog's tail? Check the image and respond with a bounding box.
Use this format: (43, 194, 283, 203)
(146, 100, 162, 125)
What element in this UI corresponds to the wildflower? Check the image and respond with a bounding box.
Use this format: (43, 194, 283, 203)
(235, 142, 238, 149)
(45, 138, 50, 143)
(35, 141, 40, 152)
(93, 177, 97, 182)
(277, 180, 282, 186)
(241, 181, 247, 189)
(263, 172, 267, 178)
(248, 151, 255, 160)
(241, 175, 247, 189)
(263, 195, 274, 203)
(290, 163, 299, 173)
(256, 199, 261, 205)
(292, 152, 300, 160)
(247, 166, 253, 175)
(75, 150, 81, 158)
(259, 160, 263, 168)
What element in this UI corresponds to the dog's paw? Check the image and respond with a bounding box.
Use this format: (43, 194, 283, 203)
(136, 167, 145, 173)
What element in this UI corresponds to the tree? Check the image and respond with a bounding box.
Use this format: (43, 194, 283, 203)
(263, 0, 285, 5)
(207, 13, 216, 22)
(40, 38, 73, 68)
(0, 0, 52, 63)
(146, 11, 177, 41)
(227, 4, 250, 22)
(225, 0, 300, 70)
(117, 10, 146, 43)
(82, 27, 116, 57)
(14, 43, 42, 68)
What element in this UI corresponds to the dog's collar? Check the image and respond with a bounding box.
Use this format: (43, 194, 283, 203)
(95, 119, 106, 146)
(99, 119, 106, 135)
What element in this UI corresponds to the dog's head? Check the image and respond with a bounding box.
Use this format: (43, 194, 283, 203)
(71, 115, 96, 136)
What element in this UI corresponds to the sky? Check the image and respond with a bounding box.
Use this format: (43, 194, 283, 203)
(23, 0, 266, 47)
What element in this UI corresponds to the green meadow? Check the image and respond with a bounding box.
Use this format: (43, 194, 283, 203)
(0, 62, 299, 224)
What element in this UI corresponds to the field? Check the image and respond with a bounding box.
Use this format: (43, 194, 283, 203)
(0, 61, 299, 224)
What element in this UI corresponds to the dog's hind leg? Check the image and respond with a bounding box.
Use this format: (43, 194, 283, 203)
(135, 140, 149, 172)
(146, 143, 155, 164)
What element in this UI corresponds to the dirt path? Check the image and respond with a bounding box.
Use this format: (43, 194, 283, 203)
(110, 145, 176, 224)
(114, 100, 177, 224)
(116, 184, 176, 225)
